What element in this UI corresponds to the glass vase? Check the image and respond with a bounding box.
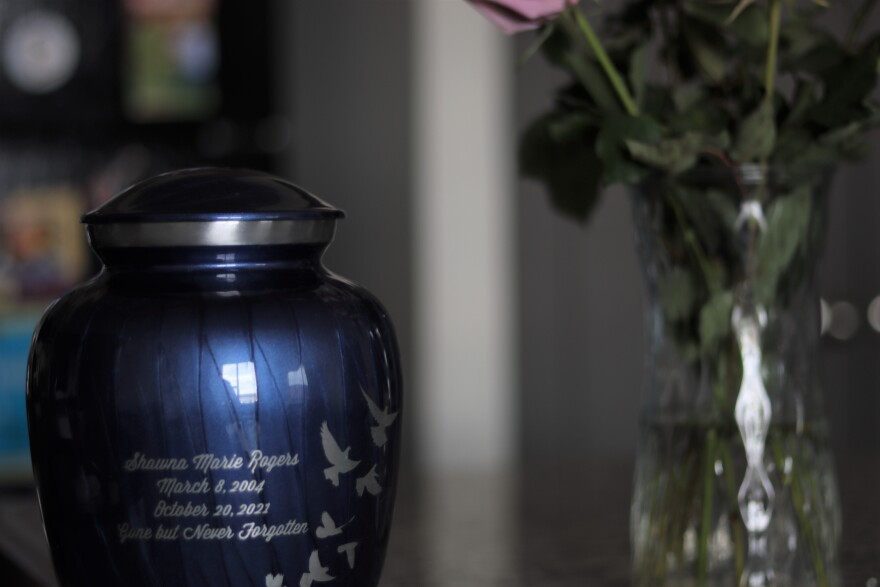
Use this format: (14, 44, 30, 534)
(630, 165, 841, 587)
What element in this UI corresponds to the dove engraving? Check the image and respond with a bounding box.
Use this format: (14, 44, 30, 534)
(315, 511, 353, 539)
(265, 573, 286, 587)
(355, 465, 382, 497)
(321, 421, 360, 486)
(337, 542, 358, 569)
(299, 550, 333, 587)
(362, 388, 398, 448)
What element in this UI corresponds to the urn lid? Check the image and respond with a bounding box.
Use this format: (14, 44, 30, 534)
(83, 168, 344, 248)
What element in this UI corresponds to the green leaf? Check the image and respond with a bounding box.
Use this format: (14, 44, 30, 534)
(681, 0, 730, 24)
(520, 112, 603, 223)
(703, 131, 731, 152)
(671, 104, 729, 135)
(773, 132, 838, 176)
(699, 291, 734, 353)
(811, 42, 880, 128)
(737, 72, 769, 109)
(726, 0, 756, 26)
(681, 18, 728, 83)
(625, 133, 703, 175)
(671, 86, 729, 136)
(596, 114, 664, 185)
(706, 189, 739, 233)
(658, 268, 696, 323)
(606, 0, 655, 38)
(703, 262, 728, 295)
(788, 40, 848, 77)
(817, 107, 880, 158)
(677, 187, 735, 256)
(819, 121, 869, 146)
(548, 112, 597, 142)
(642, 85, 673, 120)
(682, 0, 769, 47)
(543, 26, 621, 113)
(673, 86, 706, 112)
(629, 44, 649, 108)
(732, 98, 777, 161)
(781, 16, 837, 62)
(784, 80, 818, 128)
(567, 57, 623, 114)
(756, 185, 812, 304)
(554, 82, 597, 111)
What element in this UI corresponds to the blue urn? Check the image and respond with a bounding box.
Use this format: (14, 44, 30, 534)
(26, 168, 403, 587)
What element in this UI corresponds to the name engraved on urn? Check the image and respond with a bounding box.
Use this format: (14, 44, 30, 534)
(118, 447, 303, 544)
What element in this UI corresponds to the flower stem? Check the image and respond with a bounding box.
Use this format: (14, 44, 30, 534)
(663, 190, 716, 290)
(570, 7, 640, 117)
(764, 0, 783, 100)
(697, 429, 718, 584)
(757, 0, 782, 204)
(717, 441, 745, 580)
(770, 435, 828, 587)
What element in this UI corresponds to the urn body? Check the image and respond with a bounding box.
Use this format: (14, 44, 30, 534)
(27, 169, 403, 587)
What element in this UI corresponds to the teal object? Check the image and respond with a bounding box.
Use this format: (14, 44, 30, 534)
(0, 312, 40, 480)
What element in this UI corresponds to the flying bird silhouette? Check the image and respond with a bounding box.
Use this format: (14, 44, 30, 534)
(355, 465, 382, 497)
(337, 542, 358, 569)
(299, 550, 333, 587)
(265, 574, 285, 587)
(321, 421, 360, 486)
(315, 511, 354, 539)
(362, 388, 398, 447)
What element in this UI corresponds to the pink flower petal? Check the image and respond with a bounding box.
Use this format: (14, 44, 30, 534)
(470, 2, 542, 34)
(468, 0, 578, 35)
(502, 0, 573, 21)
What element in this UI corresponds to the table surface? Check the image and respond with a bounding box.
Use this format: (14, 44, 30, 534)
(1, 461, 878, 587)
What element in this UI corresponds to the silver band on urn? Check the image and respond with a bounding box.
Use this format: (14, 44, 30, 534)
(89, 219, 337, 248)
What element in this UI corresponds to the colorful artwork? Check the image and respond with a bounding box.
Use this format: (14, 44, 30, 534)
(0, 184, 86, 483)
(0, 184, 86, 303)
(124, 0, 220, 122)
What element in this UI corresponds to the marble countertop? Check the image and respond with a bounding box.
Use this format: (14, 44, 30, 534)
(2, 460, 878, 586)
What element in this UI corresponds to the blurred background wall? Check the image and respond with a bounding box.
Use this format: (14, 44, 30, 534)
(281, 0, 418, 465)
(0, 0, 876, 493)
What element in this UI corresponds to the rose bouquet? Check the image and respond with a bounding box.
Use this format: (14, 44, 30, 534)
(469, 1, 879, 585)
